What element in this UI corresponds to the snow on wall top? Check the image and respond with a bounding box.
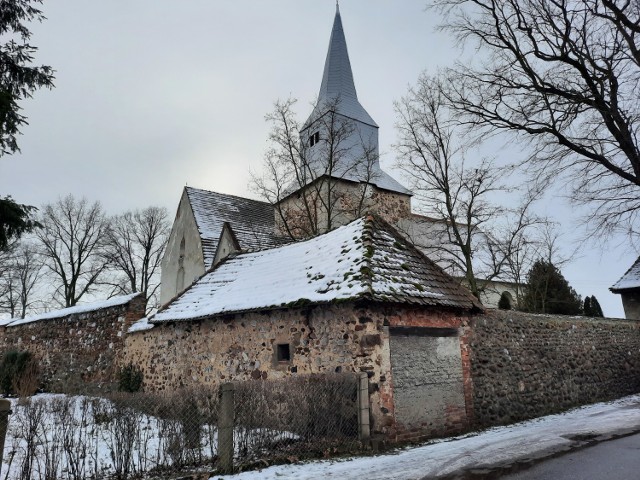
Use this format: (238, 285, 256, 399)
(610, 256, 640, 291)
(185, 187, 288, 268)
(1, 293, 142, 327)
(150, 216, 481, 323)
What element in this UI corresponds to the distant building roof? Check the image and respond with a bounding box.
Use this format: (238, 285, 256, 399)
(1, 293, 142, 327)
(185, 187, 288, 268)
(610, 256, 640, 292)
(149, 216, 482, 323)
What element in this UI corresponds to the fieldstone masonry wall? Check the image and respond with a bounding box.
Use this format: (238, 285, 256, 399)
(0, 294, 146, 393)
(123, 302, 473, 440)
(470, 310, 640, 428)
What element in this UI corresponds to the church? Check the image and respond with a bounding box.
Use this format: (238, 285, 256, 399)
(124, 5, 487, 441)
(158, 5, 512, 309)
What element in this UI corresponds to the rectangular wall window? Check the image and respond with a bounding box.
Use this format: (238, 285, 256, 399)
(276, 343, 291, 362)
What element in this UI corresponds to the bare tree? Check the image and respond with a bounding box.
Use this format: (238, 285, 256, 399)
(251, 97, 380, 239)
(36, 195, 109, 307)
(434, 0, 640, 240)
(102, 206, 170, 310)
(0, 240, 43, 318)
(395, 74, 543, 298)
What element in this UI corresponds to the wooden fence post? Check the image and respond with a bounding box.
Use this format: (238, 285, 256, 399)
(0, 399, 11, 468)
(218, 382, 235, 474)
(357, 373, 370, 441)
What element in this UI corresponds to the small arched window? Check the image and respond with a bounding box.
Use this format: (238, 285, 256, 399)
(177, 237, 186, 293)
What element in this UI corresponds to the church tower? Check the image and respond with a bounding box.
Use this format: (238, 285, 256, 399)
(275, 5, 411, 238)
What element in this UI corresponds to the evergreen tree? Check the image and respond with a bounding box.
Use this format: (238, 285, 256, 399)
(521, 260, 582, 315)
(583, 296, 592, 316)
(0, 1, 54, 250)
(0, 196, 39, 250)
(590, 295, 604, 318)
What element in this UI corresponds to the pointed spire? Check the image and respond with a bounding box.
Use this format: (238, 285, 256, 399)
(315, 5, 377, 127)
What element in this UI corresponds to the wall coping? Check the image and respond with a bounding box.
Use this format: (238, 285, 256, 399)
(481, 308, 636, 325)
(0, 293, 144, 328)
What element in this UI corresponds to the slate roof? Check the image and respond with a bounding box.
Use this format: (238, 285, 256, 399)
(295, 6, 410, 197)
(149, 216, 482, 323)
(303, 5, 377, 130)
(185, 187, 288, 268)
(294, 159, 412, 197)
(610, 256, 640, 292)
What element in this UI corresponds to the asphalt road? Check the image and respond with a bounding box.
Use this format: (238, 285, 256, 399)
(498, 433, 640, 480)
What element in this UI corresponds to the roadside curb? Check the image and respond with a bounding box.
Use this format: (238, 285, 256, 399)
(433, 426, 640, 480)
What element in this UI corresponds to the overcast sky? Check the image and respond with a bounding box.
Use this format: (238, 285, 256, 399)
(0, 0, 634, 317)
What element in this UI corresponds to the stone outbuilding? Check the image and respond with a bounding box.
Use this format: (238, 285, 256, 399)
(610, 256, 640, 319)
(126, 216, 483, 441)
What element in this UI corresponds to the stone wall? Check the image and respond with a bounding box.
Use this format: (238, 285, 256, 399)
(123, 302, 472, 440)
(0, 294, 146, 393)
(274, 179, 411, 239)
(470, 310, 640, 428)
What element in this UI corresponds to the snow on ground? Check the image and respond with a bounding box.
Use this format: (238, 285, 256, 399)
(212, 394, 640, 480)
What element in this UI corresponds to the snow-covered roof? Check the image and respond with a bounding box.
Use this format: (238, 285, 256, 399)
(128, 316, 154, 333)
(303, 5, 377, 130)
(610, 256, 640, 292)
(1, 293, 142, 327)
(150, 216, 481, 323)
(304, 162, 412, 197)
(185, 187, 288, 268)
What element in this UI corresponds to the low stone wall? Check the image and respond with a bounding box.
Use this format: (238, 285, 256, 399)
(0, 294, 146, 393)
(123, 302, 473, 440)
(470, 310, 640, 428)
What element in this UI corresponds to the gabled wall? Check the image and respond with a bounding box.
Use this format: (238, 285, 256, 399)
(160, 189, 206, 305)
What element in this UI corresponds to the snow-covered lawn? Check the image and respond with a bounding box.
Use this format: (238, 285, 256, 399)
(1, 393, 218, 480)
(4, 393, 640, 480)
(212, 394, 640, 480)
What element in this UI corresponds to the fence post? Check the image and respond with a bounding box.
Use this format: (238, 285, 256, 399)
(0, 399, 11, 468)
(357, 373, 370, 441)
(218, 382, 235, 474)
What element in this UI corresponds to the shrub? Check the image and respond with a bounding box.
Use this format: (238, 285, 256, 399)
(118, 363, 144, 393)
(498, 292, 512, 310)
(0, 350, 36, 396)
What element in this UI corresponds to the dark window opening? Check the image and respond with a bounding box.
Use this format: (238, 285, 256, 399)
(276, 343, 291, 362)
(309, 131, 320, 147)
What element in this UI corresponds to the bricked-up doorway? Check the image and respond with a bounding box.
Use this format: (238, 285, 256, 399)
(389, 327, 467, 437)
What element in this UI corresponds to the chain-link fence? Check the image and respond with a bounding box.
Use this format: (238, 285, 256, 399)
(0, 373, 367, 479)
(229, 373, 362, 470)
